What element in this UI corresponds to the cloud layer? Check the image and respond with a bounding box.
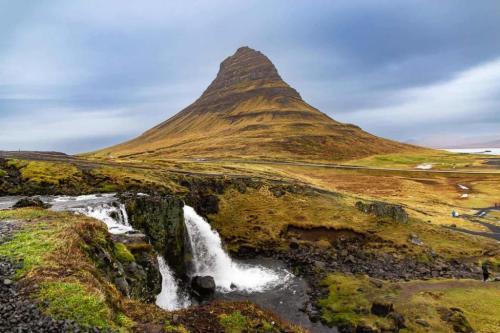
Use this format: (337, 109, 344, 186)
(1, 0, 499, 152)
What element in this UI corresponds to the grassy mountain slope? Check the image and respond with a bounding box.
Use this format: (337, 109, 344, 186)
(94, 47, 418, 162)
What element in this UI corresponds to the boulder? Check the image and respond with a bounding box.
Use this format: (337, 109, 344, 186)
(371, 301, 394, 317)
(13, 197, 50, 209)
(355, 201, 408, 223)
(191, 275, 216, 299)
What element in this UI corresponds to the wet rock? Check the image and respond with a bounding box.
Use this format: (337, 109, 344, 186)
(191, 275, 216, 299)
(13, 197, 50, 209)
(371, 301, 394, 317)
(355, 201, 408, 223)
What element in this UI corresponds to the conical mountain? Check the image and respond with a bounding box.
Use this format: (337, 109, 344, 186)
(97, 47, 416, 161)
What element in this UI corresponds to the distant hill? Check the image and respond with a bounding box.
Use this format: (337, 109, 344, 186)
(94, 47, 419, 162)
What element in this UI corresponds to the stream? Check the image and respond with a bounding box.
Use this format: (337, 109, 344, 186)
(0, 194, 335, 332)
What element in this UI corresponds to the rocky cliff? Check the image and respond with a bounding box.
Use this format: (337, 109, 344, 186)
(122, 194, 192, 279)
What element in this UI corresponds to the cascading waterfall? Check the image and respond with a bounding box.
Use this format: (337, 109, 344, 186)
(66, 195, 189, 310)
(74, 202, 134, 235)
(156, 256, 190, 310)
(183, 205, 291, 292)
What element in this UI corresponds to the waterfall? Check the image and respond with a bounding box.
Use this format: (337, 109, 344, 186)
(183, 205, 290, 292)
(156, 256, 190, 310)
(68, 196, 189, 310)
(74, 202, 134, 235)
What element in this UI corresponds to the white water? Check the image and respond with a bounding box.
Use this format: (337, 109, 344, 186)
(156, 256, 190, 310)
(183, 205, 291, 292)
(416, 163, 433, 170)
(74, 202, 134, 235)
(57, 195, 188, 310)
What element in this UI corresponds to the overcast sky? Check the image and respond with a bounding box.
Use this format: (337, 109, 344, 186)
(1, 0, 499, 153)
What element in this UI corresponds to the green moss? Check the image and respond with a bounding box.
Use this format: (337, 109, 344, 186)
(0, 219, 61, 276)
(38, 282, 113, 328)
(114, 243, 135, 263)
(261, 320, 279, 332)
(6, 159, 28, 169)
(319, 274, 370, 326)
(164, 322, 189, 333)
(319, 274, 395, 329)
(0, 207, 51, 220)
(0, 169, 7, 177)
(115, 312, 135, 330)
(17, 160, 82, 185)
(219, 311, 249, 333)
(100, 183, 120, 192)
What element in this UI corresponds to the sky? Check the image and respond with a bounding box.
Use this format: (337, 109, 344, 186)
(1, 0, 500, 153)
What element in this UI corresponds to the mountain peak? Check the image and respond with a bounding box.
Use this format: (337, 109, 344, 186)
(200, 47, 301, 100)
(97, 47, 416, 162)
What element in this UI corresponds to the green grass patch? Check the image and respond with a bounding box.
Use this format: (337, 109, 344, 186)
(396, 280, 500, 333)
(348, 152, 486, 170)
(438, 286, 500, 332)
(0, 219, 62, 276)
(0, 169, 7, 177)
(219, 311, 249, 333)
(18, 160, 82, 185)
(319, 273, 395, 329)
(38, 281, 113, 328)
(0, 207, 51, 220)
(114, 243, 135, 263)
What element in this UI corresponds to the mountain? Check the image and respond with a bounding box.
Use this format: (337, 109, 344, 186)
(96, 47, 417, 161)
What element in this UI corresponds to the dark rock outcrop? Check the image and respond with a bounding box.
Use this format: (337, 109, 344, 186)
(371, 301, 394, 317)
(355, 201, 408, 223)
(84, 230, 161, 302)
(13, 197, 50, 209)
(122, 194, 192, 279)
(190, 275, 216, 300)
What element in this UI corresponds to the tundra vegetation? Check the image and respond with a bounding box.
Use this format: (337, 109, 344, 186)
(1, 154, 499, 332)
